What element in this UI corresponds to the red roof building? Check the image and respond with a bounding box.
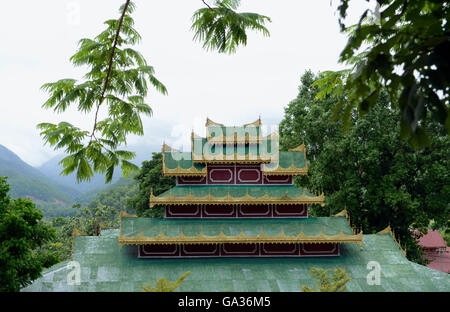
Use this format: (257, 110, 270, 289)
(415, 230, 449, 274)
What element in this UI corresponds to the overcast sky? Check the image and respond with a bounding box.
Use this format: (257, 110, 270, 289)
(0, 0, 372, 167)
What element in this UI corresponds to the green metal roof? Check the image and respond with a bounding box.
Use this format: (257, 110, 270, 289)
(150, 185, 324, 208)
(156, 185, 318, 199)
(192, 136, 278, 162)
(278, 151, 306, 169)
(207, 125, 262, 142)
(163, 151, 205, 170)
(121, 217, 353, 238)
(23, 229, 450, 292)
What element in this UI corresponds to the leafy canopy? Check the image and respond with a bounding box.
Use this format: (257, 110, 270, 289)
(0, 177, 57, 292)
(127, 152, 176, 217)
(191, 0, 271, 54)
(38, 1, 167, 183)
(329, 0, 450, 148)
(280, 71, 449, 264)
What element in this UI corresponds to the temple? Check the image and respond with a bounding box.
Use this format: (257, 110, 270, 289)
(22, 118, 450, 292)
(118, 118, 362, 258)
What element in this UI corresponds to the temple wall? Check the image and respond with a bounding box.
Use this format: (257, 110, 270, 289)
(165, 204, 308, 218)
(176, 164, 293, 185)
(138, 243, 339, 258)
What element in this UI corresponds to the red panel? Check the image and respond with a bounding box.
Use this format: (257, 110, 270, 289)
(300, 243, 339, 256)
(139, 244, 179, 257)
(261, 243, 300, 256)
(263, 175, 293, 184)
(203, 205, 236, 218)
(273, 204, 307, 217)
(236, 166, 262, 184)
(165, 205, 201, 218)
(138, 243, 340, 257)
(222, 243, 259, 256)
(181, 244, 220, 256)
(237, 205, 271, 217)
(208, 166, 235, 184)
(164, 205, 309, 218)
(177, 176, 206, 185)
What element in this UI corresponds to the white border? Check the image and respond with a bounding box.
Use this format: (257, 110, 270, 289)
(237, 168, 261, 183)
(209, 168, 233, 183)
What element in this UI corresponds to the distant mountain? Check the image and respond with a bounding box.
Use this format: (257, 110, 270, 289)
(36, 143, 157, 195)
(0, 143, 158, 216)
(37, 154, 122, 195)
(0, 144, 81, 216)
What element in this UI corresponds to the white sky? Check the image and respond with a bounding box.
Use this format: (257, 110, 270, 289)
(0, 0, 372, 166)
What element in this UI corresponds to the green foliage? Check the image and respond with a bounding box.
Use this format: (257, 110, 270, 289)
(38, 1, 167, 184)
(128, 152, 175, 217)
(301, 267, 350, 292)
(141, 270, 190, 292)
(331, 0, 450, 147)
(85, 177, 138, 213)
(41, 202, 123, 262)
(0, 177, 58, 292)
(280, 71, 450, 264)
(191, 0, 271, 54)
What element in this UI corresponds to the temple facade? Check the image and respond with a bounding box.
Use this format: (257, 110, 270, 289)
(23, 118, 450, 292)
(118, 118, 363, 258)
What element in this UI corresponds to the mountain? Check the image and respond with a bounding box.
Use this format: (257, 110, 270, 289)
(0, 144, 81, 216)
(37, 154, 122, 195)
(36, 143, 158, 196)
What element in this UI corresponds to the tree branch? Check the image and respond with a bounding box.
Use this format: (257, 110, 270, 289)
(202, 0, 212, 9)
(91, 0, 131, 139)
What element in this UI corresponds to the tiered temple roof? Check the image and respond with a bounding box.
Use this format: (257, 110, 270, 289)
(149, 185, 325, 208)
(22, 117, 450, 291)
(118, 214, 362, 246)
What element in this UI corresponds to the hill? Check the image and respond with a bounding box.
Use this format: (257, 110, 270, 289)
(0, 144, 80, 216)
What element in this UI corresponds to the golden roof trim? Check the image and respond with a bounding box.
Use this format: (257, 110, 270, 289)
(207, 136, 263, 144)
(150, 192, 325, 208)
(120, 210, 137, 218)
(163, 163, 207, 177)
(377, 224, 406, 256)
(243, 117, 262, 127)
(333, 209, 349, 218)
(205, 118, 224, 127)
(118, 230, 363, 246)
(162, 143, 179, 153)
(262, 163, 308, 176)
(288, 143, 306, 152)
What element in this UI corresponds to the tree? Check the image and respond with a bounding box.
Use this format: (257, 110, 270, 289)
(141, 270, 191, 292)
(320, 1, 449, 147)
(301, 267, 350, 292)
(0, 177, 58, 292)
(38, 1, 167, 184)
(38, 0, 270, 184)
(193, 1, 449, 146)
(279, 71, 450, 264)
(127, 152, 175, 217)
(191, 0, 271, 54)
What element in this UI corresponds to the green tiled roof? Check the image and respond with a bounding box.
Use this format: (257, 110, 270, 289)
(159, 185, 316, 198)
(22, 230, 450, 292)
(121, 217, 353, 238)
(162, 150, 206, 176)
(150, 185, 325, 207)
(262, 151, 308, 175)
(192, 136, 278, 163)
(205, 118, 263, 144)
(118, 216, 362, 245)
(207, 125, 262, 143)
